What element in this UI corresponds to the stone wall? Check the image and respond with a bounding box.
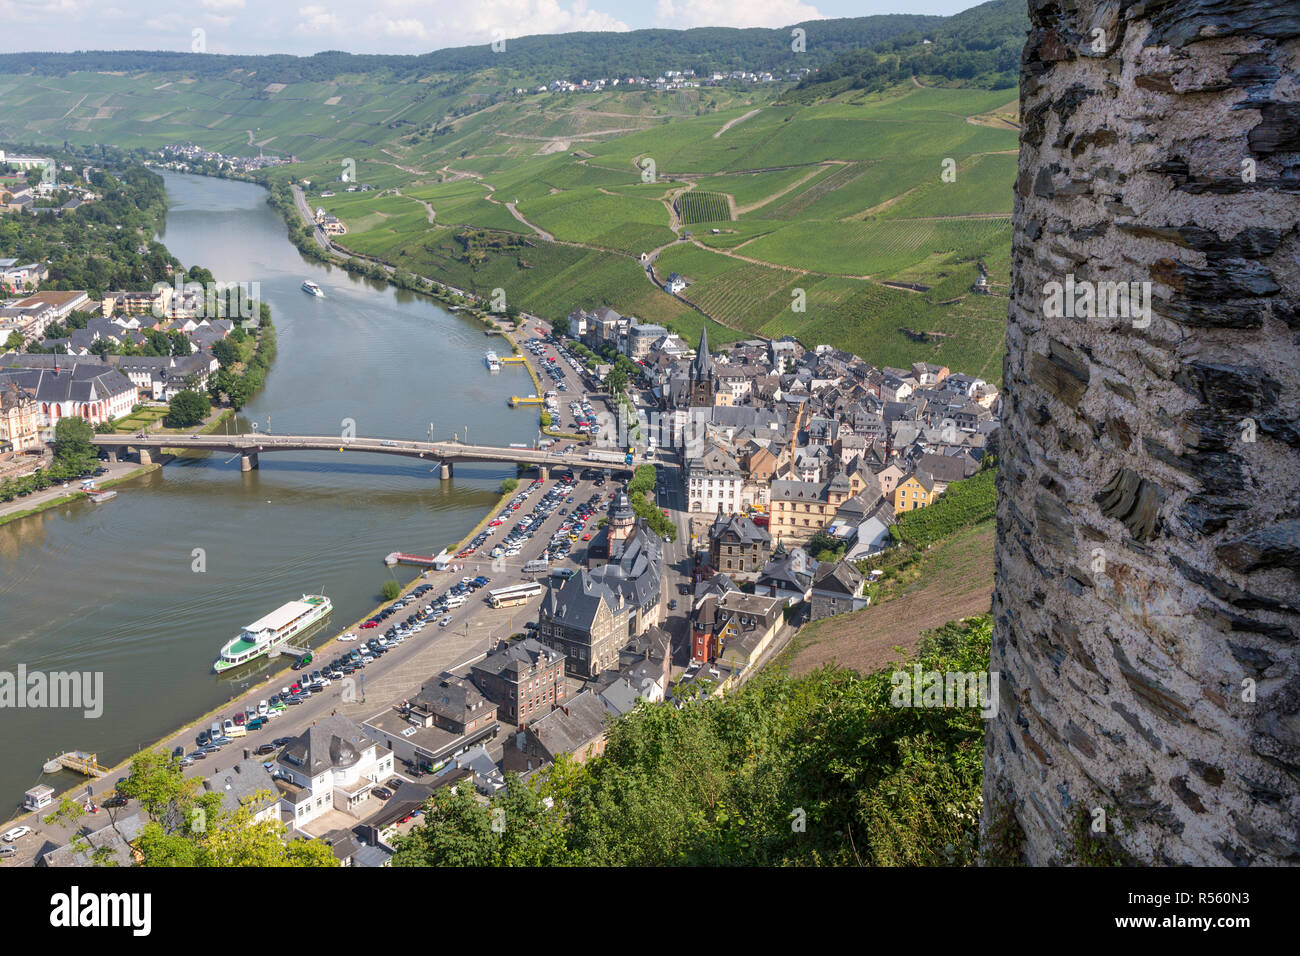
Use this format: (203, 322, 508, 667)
(985, 1, 1299, 864)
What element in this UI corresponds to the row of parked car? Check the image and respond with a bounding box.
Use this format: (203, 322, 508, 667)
(546, 490, 607, 561)
(492, 478, 582, 561)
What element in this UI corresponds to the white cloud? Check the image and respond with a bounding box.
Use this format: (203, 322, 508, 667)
(201, 0, 246, 10)
(655, 0, 825, 30)
(294, 0, 628, 49)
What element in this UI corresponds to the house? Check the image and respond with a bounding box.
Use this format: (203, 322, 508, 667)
(666, 272, 686, 294)
(893, 470, 936, 512)
(363, 673, 501, 772)
(38, 812, 148, 867)
(272, 715, 395, 832)
(691, 588, 783, 668)
(687, 443, 743, 514)
(757, 548, 818, 604)
(916, 452, 977, 494)
(810, 561, 868, 620)
(707, 511, 771, 576)
(204, 758, 281, 824)
(0, 381, 40, 455)
(433, 743, 506, 795)
(471, 637, 566, 726)
(768, 473, 852, 546)
(502, 690, 609, 774)
(626, 321, 667, 359)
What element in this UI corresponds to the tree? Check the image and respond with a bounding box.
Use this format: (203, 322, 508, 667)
(163, 389, 210, 428)
(550, 315, 569, 338)
(606, 366, 628, 396)
(53, 415, 95, 465)
(168, 330, 192, 356)
(4, 330, 23, 350)
(118, 748, 339, 867)
(211, 338, 240, 369)
(225, 375, 253, 410)
(381, 580, 402, 601)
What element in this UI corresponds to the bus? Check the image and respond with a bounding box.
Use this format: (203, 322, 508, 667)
(488, 582, 545, 608)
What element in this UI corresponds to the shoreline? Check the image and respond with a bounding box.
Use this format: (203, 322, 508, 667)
(4, 474, 528, 833)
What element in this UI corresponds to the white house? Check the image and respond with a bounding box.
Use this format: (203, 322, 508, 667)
(273, 715, 394, 832)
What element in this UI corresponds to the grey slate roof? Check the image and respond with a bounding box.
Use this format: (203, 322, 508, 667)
(278, 714, 375, 776)
(530, 690, 608, 758)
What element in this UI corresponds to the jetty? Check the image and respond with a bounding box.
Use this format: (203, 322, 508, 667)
(43, 751, 109, 778)
(385, 551, 440, 567)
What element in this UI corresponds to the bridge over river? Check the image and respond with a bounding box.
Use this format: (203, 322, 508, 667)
(90, 433, 632, 478)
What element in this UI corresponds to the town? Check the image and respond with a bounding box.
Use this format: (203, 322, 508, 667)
(2, 267, 999, 865)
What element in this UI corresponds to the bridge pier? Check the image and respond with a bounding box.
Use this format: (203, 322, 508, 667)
(538, 465, 549, 481)
(240, 452, 259, 472)
(138, 448, 152, 466)
(106, 447, 120, 464)
(440, 461, 453, 480)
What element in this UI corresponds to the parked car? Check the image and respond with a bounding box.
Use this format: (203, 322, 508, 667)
(372, 786, 393, 800)
(103, 793, 128, 809)
(254, 744, 277, 756)
(3, 825, 32, 842)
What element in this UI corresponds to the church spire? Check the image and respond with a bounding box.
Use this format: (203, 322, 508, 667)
(691, 325, 712, 380)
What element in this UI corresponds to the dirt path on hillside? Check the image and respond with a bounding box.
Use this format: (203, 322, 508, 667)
(714, 108, 761, 138)
(736, 165, 826, 216)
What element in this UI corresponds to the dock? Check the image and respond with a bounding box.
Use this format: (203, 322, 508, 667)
(508, 395, 543, 407)
(86, 489, 117, 504)
(43, 751, 109, 778)
(385, 551, 440, 567)
(498, 355, 526, 364)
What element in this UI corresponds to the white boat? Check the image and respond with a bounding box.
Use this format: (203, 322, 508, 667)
(213, 594, 332, 673)
(485, 350, 501, 372)
(301, 280, 324, 297)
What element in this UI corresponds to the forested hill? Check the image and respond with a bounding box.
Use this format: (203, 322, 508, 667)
(0, 15, 945, 85)
(793, 0, 1028, 97)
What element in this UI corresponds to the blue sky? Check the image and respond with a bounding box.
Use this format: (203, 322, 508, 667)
(0, 0, 982, 56)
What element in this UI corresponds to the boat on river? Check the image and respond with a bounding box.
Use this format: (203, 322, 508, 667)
(485, 350, 501, 371)
(301, 280, 324, 297)
(213, 595, 332, 673)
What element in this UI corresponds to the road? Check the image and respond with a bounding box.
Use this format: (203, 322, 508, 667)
(0, 458, 144, 523)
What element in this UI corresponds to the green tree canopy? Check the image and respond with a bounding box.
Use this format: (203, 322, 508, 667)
(163, 389, 211, 428)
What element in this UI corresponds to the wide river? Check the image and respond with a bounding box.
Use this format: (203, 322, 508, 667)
(0, 172, 539, 813)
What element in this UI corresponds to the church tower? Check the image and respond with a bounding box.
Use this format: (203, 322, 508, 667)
(688, 326, 714, 408)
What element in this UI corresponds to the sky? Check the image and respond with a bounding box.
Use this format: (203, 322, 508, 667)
(0, 0, 983, 56)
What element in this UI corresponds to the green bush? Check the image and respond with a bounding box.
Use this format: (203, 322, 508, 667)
(381, 580, 402, 601)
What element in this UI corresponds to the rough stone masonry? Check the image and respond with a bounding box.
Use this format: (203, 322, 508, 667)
(985, 0, 1300, 864)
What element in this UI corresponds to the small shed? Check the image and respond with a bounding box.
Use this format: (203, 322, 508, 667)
(24, 784, 55, 811)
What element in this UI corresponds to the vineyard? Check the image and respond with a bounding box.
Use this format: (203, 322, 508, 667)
(678, 190, 733, 225)
(893, 467, 997, 549)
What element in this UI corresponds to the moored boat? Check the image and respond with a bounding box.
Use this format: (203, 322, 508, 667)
(213, 594, 332, 673)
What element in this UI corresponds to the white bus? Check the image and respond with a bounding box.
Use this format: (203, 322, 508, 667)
(488, 582, 545, 608)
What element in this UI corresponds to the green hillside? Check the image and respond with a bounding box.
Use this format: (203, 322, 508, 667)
(0, 3, 1023, 380)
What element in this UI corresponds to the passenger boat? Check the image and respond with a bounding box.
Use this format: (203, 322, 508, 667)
(213, 595, 332, 673)
(485, 350, 501, 372)
(301, 280, 324, 297)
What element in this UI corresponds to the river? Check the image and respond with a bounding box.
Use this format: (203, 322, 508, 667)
(0, 172, 539, 813)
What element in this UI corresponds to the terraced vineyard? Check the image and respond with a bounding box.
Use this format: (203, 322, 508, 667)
(0, 45, 1019, 383)
(678, 191, 733, 225)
